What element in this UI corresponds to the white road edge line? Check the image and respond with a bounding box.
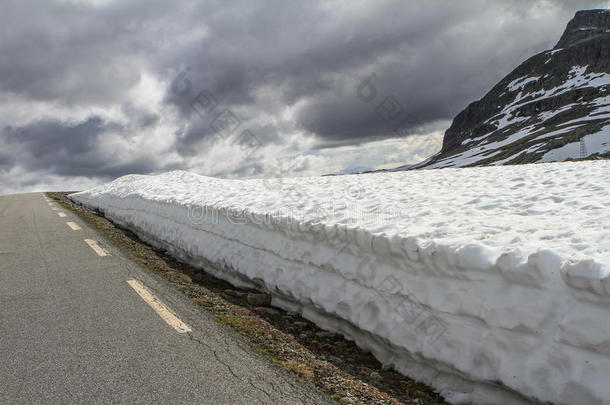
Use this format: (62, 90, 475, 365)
(66, 222, 81, 230)
(57, 212, 67, 217)
(126, 279, 192, 334)
(84, 239, 108, 256)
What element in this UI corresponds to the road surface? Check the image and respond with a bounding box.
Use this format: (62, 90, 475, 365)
(0, 193, 330, 404)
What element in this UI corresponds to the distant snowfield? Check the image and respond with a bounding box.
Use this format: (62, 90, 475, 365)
(71, 161, 610, 405)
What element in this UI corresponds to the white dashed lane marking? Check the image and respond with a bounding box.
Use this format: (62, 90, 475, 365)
(57, 212, 67, 218)
(126, 279, 192, 334)
(66, 222, 81, 230)
(84, 239, 108, 257)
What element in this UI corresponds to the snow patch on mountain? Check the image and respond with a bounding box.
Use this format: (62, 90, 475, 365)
(539, 124, 610, 162)
(507, 76, 540, 92)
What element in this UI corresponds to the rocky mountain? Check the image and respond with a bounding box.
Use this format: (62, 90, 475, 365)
(412, 9, 610, 169)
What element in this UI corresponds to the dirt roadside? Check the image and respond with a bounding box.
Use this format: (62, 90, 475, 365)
(48, 191, 448, 405)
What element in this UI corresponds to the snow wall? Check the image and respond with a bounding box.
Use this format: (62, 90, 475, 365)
(70, 161, 610, 405)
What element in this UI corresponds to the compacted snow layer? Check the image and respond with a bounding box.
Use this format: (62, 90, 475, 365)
(71, 161, 610, 405)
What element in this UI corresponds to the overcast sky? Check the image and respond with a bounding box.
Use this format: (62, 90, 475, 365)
(1, 0, 607, 194)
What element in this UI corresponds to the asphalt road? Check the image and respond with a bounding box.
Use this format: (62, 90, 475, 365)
(0, 193, 330, 404)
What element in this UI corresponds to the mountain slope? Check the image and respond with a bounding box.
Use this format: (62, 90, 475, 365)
(414, 9, 610, 169)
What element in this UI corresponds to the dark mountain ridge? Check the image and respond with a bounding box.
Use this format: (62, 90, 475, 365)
(411, 9, 610, 169)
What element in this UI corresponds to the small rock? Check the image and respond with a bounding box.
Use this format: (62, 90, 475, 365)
(327, 355, 343, 364)
(255, 307, 280, 316)
(247, 293, 271, 306)
(193, 298, 212, 307)
(293, 321, 308, 328)
(339, 397, 353, 405)
(369, 371, 382, 384)
(224, 289, 247, 298)
(177, 273, 192, 283)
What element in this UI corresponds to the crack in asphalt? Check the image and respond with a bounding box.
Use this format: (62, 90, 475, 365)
(186, 332, 271, 403)
(185, 330, 320, 404)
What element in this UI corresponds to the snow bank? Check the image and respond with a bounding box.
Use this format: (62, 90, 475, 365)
(70, 161, 610, 404)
